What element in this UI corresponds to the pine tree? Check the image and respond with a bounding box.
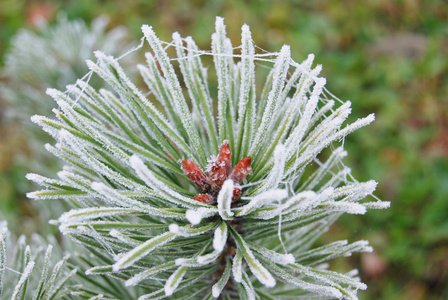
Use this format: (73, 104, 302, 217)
(11, 16, 389, 299)
(1, 15, 131, 175)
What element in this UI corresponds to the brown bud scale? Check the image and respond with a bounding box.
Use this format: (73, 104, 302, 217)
(231, 157, 252, 183)
(184, 146, 251, 204)
(208, 160, 227, 195)
(232, 186, 242, 202)
(194, 194, 215, 204)
(181, 160, 210, 192)
(218, 141, 232, 176)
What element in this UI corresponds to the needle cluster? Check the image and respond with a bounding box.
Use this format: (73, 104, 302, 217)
(25, 17, 389, 299)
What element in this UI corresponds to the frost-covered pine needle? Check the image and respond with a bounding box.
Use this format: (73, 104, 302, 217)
(28, 16, 390, 299)
(0, 222, 79, 299)
(1, 15, 132, 172)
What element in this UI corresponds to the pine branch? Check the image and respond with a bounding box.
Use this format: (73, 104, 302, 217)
(28, 17, 390, 299)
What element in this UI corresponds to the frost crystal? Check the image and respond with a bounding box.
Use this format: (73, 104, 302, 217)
(28, 16, 389, 299)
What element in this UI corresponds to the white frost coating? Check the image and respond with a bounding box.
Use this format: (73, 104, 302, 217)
(325, 202, 367, 215)
(254, 144, 286, 194)
(185, 207, 217, 225)
(363, 201, 391, 209)
(296, 240, 349, 263)
(197, 250, 221, 264)
(86, 266, 114, 275)
(331, 180, 375, 202)
(126, 263, 176, 286)
(326, 180, 378, 203)
(285, 77, 326, 158)
(232, 249, 243, 283)
(234, 234, 276, 288)
(241, 271, 256, 300)
(217, 180, 234, 220)
(212, 285, 222, 297)
(174, 258, 186, 266)
(212, 261, 231, 298)
(307, 99, 335, 130)
(35, 244, 54, 295)
(10, 261, 35, 299)
(212, 17, 232, 141)
(269, 262, 343, 299)
(236, 23, 255, 134)
(30, 115, 64, 140)
(46, 87, 64, 100)
(0, 222, 6, 234)
(332, 113, 375, 142)
(58, 207, 141, 224)
(301, 147, 347, 191)
(256, 54, 323, 167)
(305, 101, 352, 143)
(110, 229, 139, 246)
(173, 33, 218, 153)
(164, 266, 188, 296)
(213, 222, 228, 252)
(285, 116, 349, 177)
(58, 129, 136, 189)
(187, 39, 218, 153)
(169, 221, 219, 238)
(168, 224, 180, 234)
(91, 182, 186, 220)
(138, 62, 172, 120)
(237, 189, 288, 216)
(61, 225, 114, 254)
(130, 155, 208, 208)
(346, 269, 359, 278)
(56, 99, 131, 166)
(174, 258, 203, 267)
(113, 232, 175, 271)
(88, 52, 197, 163)
(250, 243, 295, 265)
(354, 240, 373, 252)
(185, 209, 202, 225)
(249, 45, 291, 156)
(30, 114, 44, 125)
(291, 262, 368, 291)
(246, 256, 276, 288)
(25, 173, 60, 187)
(280, 191, 318, 214)
(142, 24, 206, 165)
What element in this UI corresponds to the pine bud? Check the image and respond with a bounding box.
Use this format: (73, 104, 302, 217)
(181, 160, 210, 192)
(193, 194, 215, 204)
(231, 157, 252, 183)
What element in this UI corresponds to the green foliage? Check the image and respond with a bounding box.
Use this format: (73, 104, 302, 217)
(0, 15, 132, 236)
(2, 14, 130, 153)
(0, 222, 77, 299)
(0, 1, 447, 299)
(26, 17, 389, 299)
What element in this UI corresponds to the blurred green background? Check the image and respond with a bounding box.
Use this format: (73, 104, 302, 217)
(0, 0, 447, 299)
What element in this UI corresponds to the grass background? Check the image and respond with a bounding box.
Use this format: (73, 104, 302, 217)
(0, 0, 447, 299)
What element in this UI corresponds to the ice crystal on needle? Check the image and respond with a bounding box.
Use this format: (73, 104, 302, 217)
(27, 16, 390, 299)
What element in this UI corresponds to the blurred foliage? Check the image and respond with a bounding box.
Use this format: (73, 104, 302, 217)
(0, 0, 447, 299)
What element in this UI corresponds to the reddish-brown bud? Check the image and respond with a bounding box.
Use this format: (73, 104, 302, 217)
(194, 194, 215, 204)
(218, 141, 232, 176)
(181, 160, 210, 192)
(208, 160, 227, 196)
(231, 156, 252, 183)
(232, 186, 242, 202)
